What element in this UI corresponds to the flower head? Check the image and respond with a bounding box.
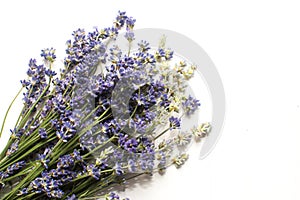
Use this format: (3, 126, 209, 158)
(182, 95, 201, 115)
(169, 116, 181, 130)
(124, 31, 135, 42)
(38, 128, 47, 139)
(138, 40, 150, 52)
(41, 48, 56, 62)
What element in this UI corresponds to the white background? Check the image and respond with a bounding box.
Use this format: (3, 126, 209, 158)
(0, 0, 300, 199)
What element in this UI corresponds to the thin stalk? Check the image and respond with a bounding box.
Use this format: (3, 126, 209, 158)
(2, 163, 43, 200)
(0, 87, 23, 138)
(82, 136, 116, 159)
(17, 76, 52, 130)
(153, 128, 170, 140)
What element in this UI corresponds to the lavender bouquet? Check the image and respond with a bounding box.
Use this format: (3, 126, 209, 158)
(0, 11, 211, 200)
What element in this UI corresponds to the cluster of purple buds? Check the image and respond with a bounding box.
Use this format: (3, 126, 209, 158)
(106, 192, 130, 200)
(41, 47, 57, 63)
(169, 116, 181, 130)
(182, 95, 201, 115)
(28, 172, 64, 198)
(0, 161, 26, 185)
(0, 10, 207, 200)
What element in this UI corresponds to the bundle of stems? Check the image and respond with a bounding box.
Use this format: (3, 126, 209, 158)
(0, 11, 210, 200)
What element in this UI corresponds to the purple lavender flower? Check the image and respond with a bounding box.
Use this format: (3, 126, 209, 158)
(21, 58, 51, 111)
(160, 93, 171, 107)
(37, 153, 49, 169)
(124, 138, 138, 153)
(138, 40, 150, 52)
(182, 95, 201, 115)
(0, 11, 209, 199)
(6, 140, 19, 156)
(71, 149, 82, 162)
(17, 188, 28, 196)
(155, 48, 174, 61)
(0, 171, 8, 179)
(56, 120, 77, 142)
(169, 116, 181, 130)
(48, 189, 63, 198)
(86, 164, 101, 180)
(45, 68, 57, 77)
(157, 151, 167, 169)
(57, 154, 75, 169)
(114, 11, 127, 29)
(66, 194, 77, 200)
(28, 172, 64, 198)
(106, 192, 130, 200)
(10, 128, 23, 139)
(6, 161, 26, 175)
(108, 192, 120, 200)
(128, 159, 137, 173)
(38, 128, 47, 139)
(124, 31, 135, 42)
(114, 162, 124, 175)
(41, 48, 56, 62)
(126, 16, 136, 30)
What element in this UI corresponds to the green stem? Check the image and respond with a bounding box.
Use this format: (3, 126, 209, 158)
(2, 163, 43, 200)
(82, 136, 116, 159)
(18, 192, 36, 200)
(17, 78, 52, 130)
(82, 104, 102, 122)
(0, 135, 56, 171)
(50, 109, 112, 165)
(77, 174, 117, 198)
(0, 140, 13, 161)
(128, 41, 132, 57)
(154, 128, 170, 140)
(3, 165, 33, 182)
(0, 87, 23, 138)
(14, 107, 25, 131)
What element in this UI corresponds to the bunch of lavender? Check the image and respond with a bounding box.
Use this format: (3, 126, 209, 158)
(0, 11, 211, 200)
